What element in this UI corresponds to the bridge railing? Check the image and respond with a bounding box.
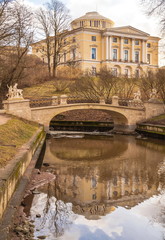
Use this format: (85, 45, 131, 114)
(29, 95, 144, 108)
(30, 98, 53, 108)
(67, 96, 100, 104)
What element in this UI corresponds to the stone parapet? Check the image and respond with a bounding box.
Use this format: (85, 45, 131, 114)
(3, 99, 31, 120)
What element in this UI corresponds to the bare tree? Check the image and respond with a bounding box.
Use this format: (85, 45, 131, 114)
(0, 1, 34, 102)
(70, 68, 119, 102)
(156, 68, 165, 103)
(35, 7, 53, 77)
(35, 0, 72, 78)
(0, 0, 15, 47)
(47, 0, 70, 77)
(141, 0, 165, 33)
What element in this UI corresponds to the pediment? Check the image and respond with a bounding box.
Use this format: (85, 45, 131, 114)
(110, 26, 150, 37)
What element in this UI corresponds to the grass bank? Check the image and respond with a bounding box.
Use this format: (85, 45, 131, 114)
(143, 114, 165, 125)
(0, 117, 39, 167)
(23, 80, 70, 99)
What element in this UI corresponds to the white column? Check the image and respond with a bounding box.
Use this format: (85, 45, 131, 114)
(132, 38, 135, 62)
(106, 36, 109, 60)
(142, 40, 145, 63)
(144, 40, 147, 63)
(120, 37, 123, 61)
(109, 36, 112, 60)
(102, 37, 104, 60)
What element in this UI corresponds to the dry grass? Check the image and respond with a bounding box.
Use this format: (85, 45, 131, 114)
(146, 114, 165, 125)
(0, 118, 38, 167)
(23, 80, 56, 99)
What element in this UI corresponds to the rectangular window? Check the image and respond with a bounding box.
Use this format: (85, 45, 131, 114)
(113, 49, 117, 60)
(135, 51, 139, 62)
(102, 21, 106, 28)
(135, 40, 139, 45)
(80, 21, 84, 27)
(92, 194, 97, 200)
(92, 36, 96, 41)
(124, 39, 128, 44)
(113, 37, 117, 43)
(91, 48, 96, 59)
(124, 68, 128, 77)
(135, 69, 140, 78)
(147, 43, 151, 48)
(147, 54, 150, 64)
(124, 50, 128, 61)
(112, 68, 117, 77)
(72, 37, 76, 43)
(94, 21, 98, 27)
(90, 20, 92, 26)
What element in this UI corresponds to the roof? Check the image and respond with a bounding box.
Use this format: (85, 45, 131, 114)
(72, 11, 113, 22)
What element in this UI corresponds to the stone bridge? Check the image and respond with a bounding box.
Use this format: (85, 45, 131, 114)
(3, 95, 165, 132)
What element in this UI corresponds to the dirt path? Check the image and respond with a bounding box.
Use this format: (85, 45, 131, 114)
(0, 114, 11, 125)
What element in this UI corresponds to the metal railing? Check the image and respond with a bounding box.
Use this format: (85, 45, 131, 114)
(30, 98, 52, 108)
(67, 96, 99, 104)
(28, 96, 144, 108)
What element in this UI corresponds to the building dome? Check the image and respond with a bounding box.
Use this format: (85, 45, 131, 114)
(71, 11, 114, 30)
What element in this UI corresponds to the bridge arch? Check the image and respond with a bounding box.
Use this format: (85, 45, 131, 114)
(31, 104, 131, 132)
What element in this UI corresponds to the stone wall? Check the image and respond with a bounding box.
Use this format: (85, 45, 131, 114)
(0, 127, 46, 219)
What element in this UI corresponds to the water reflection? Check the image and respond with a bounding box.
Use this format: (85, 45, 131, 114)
(29, 135, 165, 240)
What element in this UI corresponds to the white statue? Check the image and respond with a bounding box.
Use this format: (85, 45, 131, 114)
(7, 85, 14, 99)
(6, 84, 23, 99)
(133, 90, 141, 101)
(150, 88, 157, 99)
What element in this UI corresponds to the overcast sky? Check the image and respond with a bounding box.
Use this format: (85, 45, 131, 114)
(25, 0, 164, 66)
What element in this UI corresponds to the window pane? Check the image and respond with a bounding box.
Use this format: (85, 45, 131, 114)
(113, 49, 117, 60)
(113, 37, 117, 42)
(124, 39, 128, 44)
(112, 68, 117, 76)
(135, 69, 140, 78)
(124, 68, 128, 76)
(135, 40, 139, 45)
(92, 48, 96, 59)
(92, 36, 96, 41)
(124, 50, 128, 61)
(135, 51, 139, 62)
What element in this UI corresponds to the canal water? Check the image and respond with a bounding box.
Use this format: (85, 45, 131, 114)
(25, 134, 165, 240)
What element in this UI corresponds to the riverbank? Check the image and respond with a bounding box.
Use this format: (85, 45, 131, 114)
(0, 115, 46, 238)
(0, 115, 39, 167)
(136, 114, 165, 139)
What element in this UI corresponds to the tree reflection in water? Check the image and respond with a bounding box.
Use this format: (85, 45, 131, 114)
(27, 135, 165, 240)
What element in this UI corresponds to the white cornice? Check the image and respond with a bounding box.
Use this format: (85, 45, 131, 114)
(103, 31, 149, 40)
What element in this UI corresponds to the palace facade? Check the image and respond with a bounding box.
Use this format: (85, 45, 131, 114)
(31, 11, 160, 77)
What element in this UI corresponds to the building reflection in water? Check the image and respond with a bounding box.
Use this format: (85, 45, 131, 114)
(39, 135, 165, 219)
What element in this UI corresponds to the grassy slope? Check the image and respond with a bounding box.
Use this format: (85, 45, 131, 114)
(23, 81, 55, 99)
(0, 118, 38, 167)
(144, 114, 165, 125)
(23, 80, 69, 99)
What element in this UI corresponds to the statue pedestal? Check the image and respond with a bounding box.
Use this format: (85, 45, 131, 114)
(112, 96, 119, 106)
(3, 99, 31, 120)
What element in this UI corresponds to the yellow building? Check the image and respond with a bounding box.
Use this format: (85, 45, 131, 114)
(31, 11, 160, 77)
